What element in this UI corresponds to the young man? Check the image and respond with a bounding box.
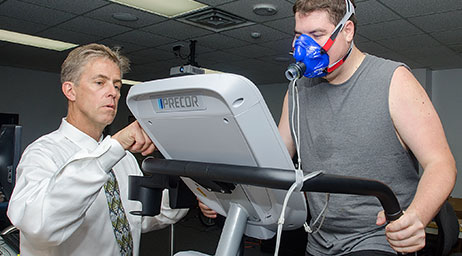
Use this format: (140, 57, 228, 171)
(7, 43, 188, 256)
(277, 0, 457, 255)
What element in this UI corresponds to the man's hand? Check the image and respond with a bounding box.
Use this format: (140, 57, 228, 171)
(376, 210, 426, 253)
(112, 121, 156, 156)
(198, 199, 217, 219)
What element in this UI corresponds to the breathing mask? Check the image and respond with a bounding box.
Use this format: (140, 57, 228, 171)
(285, 0, 355, 80)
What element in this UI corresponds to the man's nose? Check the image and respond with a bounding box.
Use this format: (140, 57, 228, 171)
(107, 83, 118, 98)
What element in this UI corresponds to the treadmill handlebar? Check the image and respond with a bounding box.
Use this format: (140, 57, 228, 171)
(142, 158, 403, 221)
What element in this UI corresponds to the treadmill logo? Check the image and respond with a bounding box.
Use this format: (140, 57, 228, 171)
(154, 95, 206, 112)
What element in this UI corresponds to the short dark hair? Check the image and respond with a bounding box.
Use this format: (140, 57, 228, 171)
(293, 0, 357, 34)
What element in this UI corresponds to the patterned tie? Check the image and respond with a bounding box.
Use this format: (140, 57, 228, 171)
(104, 169, 133, 256)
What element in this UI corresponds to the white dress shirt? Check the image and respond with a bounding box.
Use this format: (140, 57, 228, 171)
(7, 119, 188, 256)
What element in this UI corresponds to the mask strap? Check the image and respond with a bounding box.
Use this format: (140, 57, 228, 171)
(322, 0, 355, 52)
(327, 41, 353, 73)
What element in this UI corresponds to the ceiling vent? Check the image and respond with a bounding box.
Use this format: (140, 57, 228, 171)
(177, 8, 254, 32)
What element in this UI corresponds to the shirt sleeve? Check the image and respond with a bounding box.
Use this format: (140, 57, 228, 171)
(7, 136, 126, 249)
(141, 189, 189, 232)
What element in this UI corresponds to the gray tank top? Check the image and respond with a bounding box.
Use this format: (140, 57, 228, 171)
(289, 54, 419, 255)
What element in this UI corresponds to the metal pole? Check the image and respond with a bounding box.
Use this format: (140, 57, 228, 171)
(215, 203, 248, 256)
(170, 224, 174, 256)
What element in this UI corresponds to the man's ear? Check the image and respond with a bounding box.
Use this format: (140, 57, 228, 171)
(344, 20, 355, 43)
(62, 81, 76, 101)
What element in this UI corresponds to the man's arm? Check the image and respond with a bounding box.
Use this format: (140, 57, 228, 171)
(7, 137, 126, 248)
(112, 121, 155, 156)
(378, 66, 457, 253)
(278, 91, 296, 158)
(7, 121, 155, 248)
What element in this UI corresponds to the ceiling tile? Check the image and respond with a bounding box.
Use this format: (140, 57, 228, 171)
(356, 41, 391, 55)
(355, 0, 400, 25)
(221, 24, 289, 43)
(84, 3, 166, 29)
(223, 44, 277, 58)
(191, 33, 249, 50)
(126, 48, 175, 65)
(111, 30, 175, 47)
(0, 15, 48, 34)
(257, 54, 292, 66)
(96, 39, 147, 54)
(358, 19, 422, 41)
(371, 51, 422, 69)
(353, 34, 370, 44)
(38, 28, 101, 45)
(258, 37, 293, 55)
(2, 0, 462, 84)
(397, 46, 457, 62)
(17, 0, 108, 15)
(0, 0, 75, 26)
(199, 50, 246, 63)
(380, 0, 462, 18)
(57, 16, 132, 38)
(264, 17, 294, 35)
(409, 10, 462, 34)
(432, 28, 462, 45)
(448, 44, 462, 54)
(414, 53, 462, 70)
(143, 20, 213, 41)
(376, 34, 442, 52)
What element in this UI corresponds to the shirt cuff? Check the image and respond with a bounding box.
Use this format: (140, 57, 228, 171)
(97, 136, 126, 172)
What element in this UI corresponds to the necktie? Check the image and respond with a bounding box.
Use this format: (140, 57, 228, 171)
(104, 169, 134, 256)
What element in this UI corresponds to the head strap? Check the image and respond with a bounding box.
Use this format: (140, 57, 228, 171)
(322, 0, 355, 52)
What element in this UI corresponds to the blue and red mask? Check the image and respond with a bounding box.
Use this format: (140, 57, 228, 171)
(286, 0, 355, 80)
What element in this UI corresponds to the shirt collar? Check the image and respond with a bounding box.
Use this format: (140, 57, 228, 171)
(59, 118, 104, 151)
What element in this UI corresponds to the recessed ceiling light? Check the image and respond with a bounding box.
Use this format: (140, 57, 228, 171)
(0, 29, 78, 51)
(253, 4, 278, 16)
(250, 32, 261, 39)
(112, 12, 139, 22)
(109, 0, 208, 18)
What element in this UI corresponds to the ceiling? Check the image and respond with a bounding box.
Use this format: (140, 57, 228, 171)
(1, 0, 462, 85)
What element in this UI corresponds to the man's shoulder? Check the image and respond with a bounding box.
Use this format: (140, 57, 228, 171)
(365, 54, 406, 69)
(23, 129, 73, 158)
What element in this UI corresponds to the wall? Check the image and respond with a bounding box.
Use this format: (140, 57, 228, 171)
(0, 66, 65, 151)
(256, 82, 287, 124)
(0, 65, 132, 151)
(431, 69, 462, 197)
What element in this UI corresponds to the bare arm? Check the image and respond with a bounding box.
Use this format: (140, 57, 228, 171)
(381, 66, 457, 253)
(278, 91, 296, 158)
